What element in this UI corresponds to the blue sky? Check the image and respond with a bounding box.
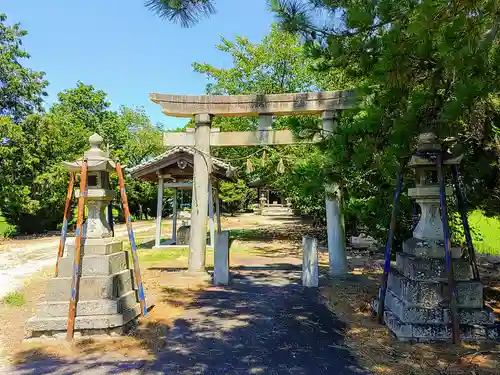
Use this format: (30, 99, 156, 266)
(3, 1, 275, 129)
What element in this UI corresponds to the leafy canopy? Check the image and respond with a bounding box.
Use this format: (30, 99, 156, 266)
(0, 14, 48, 122)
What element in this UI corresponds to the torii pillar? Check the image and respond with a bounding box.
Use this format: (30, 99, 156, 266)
(189, 114, 212, 274)
(323, 111, 348, 275)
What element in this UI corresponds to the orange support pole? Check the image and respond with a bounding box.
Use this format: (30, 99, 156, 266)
(55, 172, 75, 277)
(66, 160, 88, 341)
(116, 162, 147, 317)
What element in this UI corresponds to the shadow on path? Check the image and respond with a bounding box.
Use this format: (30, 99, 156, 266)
(11, 269, 369, 375)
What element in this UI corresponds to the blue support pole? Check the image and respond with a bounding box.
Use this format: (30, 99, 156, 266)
(116, 162, 148, 317)
(377, 170, 404, 324)
(437, 153, 460, 343)
(451, 165, 480, 280)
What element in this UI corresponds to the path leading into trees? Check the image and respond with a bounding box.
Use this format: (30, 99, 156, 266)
(0, 221, 156, 299)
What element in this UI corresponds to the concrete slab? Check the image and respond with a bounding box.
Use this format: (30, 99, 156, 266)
(66, 238, 123, 256)
(387, 270, 483, 309)
(58, 251, 129, 277)
(403, 237, 462, 259)
(36, 290, 138, 317)
(384, 289, 495, 325)
(384, 310, 500, 342)
(396, 252, 472, 281)
(27, 304, 140, 333)
(46, 269, 136, 301)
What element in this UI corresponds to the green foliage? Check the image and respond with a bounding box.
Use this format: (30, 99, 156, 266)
(0, 79, 164, 233)
(193, 25, 329, 220)
(0, 214, 16, 237)
(0, 14, 48, 121)
(219, 179, 256, 215)
(145, 0, 216, 28)
(193, 24, 317, 95)
(271, 0, 500, 239)
(2, 291, 26, 307)
(468, 210, 500, 255)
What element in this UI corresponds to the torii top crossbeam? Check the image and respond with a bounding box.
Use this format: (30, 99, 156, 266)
(150, 90, 355, 118)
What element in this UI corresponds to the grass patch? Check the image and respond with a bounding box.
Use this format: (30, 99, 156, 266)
(139, 247, 190, 263)
(137, 247, 215, 268)
(0, 214, 16, 237)
(229, 228, 265, 241)
(2, 291, 26, 307)
(469, 210, 500, 255)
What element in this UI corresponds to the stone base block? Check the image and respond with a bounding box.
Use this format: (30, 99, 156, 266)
(27, 304, 140, 334)
(66, 237, 123, 256)
(384, 310, 500, 342)
(403, 237, 461, 259)
(46, 269, 136, 301)
(36, 290, 138, 318)
(383, 290, 495, 325)
(396, 252, 472, 281)
(388, 270, 483, 309)
(58, 251, 129, 277)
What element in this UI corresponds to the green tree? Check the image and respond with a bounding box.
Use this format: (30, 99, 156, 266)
(192, 25, 332, 220)
(270, 0, 500, 239)
(0, 14, 48, 121)
(193, 23, 317, 95)
(0, 79, 165, 234)
(0, 114, 75, 233)
(219, 179, 256, 215)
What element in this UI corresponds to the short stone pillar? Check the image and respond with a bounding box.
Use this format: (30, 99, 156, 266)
(214, 230, 230, 285)
(302, 235, 318, 287)
(26, 134, 141, 337)
(177, 223, 191, 245)
(259, 194, 267, 215)
(377, 133, 499, 342)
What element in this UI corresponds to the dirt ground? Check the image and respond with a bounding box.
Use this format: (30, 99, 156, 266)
(320, 250, 500, 375)
(0, 213, 499, 374)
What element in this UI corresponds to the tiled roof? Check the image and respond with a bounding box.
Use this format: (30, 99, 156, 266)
(127, 146, 233, 176)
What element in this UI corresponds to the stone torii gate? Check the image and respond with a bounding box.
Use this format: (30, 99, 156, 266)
(150, 90, 355, 277)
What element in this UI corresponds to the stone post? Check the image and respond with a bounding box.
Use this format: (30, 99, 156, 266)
(322, 110, 348, 276)
(188, 114, 212, 274)
(172, 188, 178, 243)
(259, 194, 267, 215)
(155, 176, 164, 247)
(208, 181, 215, 247)
(214, 230, 230, 285)
(302, 235, 318, 287)
(215, 182, 221, 232)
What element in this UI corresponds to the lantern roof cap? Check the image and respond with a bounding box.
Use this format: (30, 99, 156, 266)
(62, 133, 116, 172)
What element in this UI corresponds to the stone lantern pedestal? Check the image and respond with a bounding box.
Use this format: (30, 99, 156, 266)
(26, 134, 141, 336)
(375, 133, 499, 342)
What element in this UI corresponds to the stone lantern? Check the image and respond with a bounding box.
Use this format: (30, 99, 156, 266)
(63, 133, 115, 239)
(259, 194, 267, 215)
(379, 133, 498, 342)
(26, 133, 141, 337)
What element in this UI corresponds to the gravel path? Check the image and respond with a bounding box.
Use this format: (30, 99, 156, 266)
(9, 269, 369, 375)
(0, 221, 156, 299)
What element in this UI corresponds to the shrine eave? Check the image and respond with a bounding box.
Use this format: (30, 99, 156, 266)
(149, 90, 356, 118)
(127, 146, 236, 182)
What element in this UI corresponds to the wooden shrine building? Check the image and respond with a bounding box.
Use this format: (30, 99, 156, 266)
(128, 146, 235, 249)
